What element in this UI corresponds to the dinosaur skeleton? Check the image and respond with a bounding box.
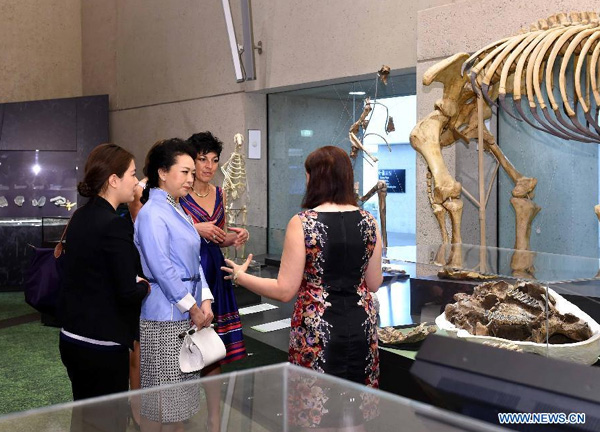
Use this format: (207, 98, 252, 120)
(411, 11, 600, 276)
(221, 133, 249, 258)
(349, 67, 395, 248)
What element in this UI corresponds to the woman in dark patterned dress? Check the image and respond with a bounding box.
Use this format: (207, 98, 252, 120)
(180, 132, 249, 432)
(222, 146, 383, 428)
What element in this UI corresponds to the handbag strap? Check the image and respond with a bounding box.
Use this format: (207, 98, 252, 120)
(53, 209, 78, 258)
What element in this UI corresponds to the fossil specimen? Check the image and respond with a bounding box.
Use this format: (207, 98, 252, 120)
(444, 280, 592, 344)
(437, 267, 497, 281)
(31, 196, 46, 207)
(378, 322, 436, 345)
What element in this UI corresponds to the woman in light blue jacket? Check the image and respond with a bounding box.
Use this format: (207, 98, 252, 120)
(134, 138, 213, 427)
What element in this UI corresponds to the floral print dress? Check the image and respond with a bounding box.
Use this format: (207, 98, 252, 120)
(289, 209, 379, 387)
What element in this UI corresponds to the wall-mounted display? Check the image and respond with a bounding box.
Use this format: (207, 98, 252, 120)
(0, 151, 77, 218)
(0, 94, 108, 290)
(378, 169, 405, 193)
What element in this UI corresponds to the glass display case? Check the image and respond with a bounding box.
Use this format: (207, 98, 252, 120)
(0, 363, 505, 432)
(382, 243, 600, 366)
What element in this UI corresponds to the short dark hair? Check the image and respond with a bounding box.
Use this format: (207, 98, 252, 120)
(78, 143, 134, 198)
(141, 138, 196, 203)
(186, 131, 223, 157)
(301, 146, 357, 209)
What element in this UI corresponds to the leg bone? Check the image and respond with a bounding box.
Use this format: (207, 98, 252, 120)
(511, 197, 541, 251)
(443, 199, 464, 244)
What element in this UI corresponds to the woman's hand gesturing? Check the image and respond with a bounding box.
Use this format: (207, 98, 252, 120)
(221, 254, 253, 286)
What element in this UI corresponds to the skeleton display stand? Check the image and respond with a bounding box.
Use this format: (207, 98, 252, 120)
(410, 11, 600, 278)
(349, 66, 395, 249)
(221, 133, 249, 261)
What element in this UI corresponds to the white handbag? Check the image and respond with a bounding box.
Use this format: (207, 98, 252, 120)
(179, 326, 226, 373)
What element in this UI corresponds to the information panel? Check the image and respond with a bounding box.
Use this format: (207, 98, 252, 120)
(378, 169, 405, 193)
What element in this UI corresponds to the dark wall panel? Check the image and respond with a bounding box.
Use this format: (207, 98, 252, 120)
(76, 95, 109, 184)
(0, 98, 77, 151)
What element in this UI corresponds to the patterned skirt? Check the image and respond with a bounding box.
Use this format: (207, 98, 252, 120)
(201, 241, 247, 364)
(140, 319, 201, 423)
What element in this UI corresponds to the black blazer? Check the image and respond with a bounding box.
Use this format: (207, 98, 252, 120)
(59, 196, 147, 348)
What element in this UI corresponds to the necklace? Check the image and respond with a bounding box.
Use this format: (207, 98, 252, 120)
(192, 186, 210, 198)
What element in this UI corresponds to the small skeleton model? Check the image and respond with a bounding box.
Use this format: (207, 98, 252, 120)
(377, 322, 437, 345)
(221, 133, 249, 258)
(411, 11, 600, 277)
(222, 133, 248, 202)
(349, 66, 394, 247)
(445, 280, 593, 344)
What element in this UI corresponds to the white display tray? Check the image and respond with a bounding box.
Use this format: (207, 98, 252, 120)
(435, 287, 600, 365)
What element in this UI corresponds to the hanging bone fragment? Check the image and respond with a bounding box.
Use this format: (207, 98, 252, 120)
(378, 65, 391, 85)
(347, 66, 395, 248)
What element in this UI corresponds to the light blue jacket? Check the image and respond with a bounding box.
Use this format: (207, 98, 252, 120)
(135, 188, 212, 321)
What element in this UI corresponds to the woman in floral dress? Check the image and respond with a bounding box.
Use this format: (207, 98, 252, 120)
(221, 146, 383, 427)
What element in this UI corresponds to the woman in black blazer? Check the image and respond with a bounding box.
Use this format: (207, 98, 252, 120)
(59, 143, 150, 406)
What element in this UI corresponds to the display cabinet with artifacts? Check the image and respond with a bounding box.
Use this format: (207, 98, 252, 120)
(399, 9, 600, 366)
(385, 244, 600, 366)
(0, 95, 108, 289)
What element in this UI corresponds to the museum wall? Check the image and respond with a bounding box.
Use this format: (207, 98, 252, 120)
(82, 0, 458, 110)
(0, 0, 82, 104)
(109, 92, 268, 253)
(80, 0, 458, 231)
(415, 0, 600, 250)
